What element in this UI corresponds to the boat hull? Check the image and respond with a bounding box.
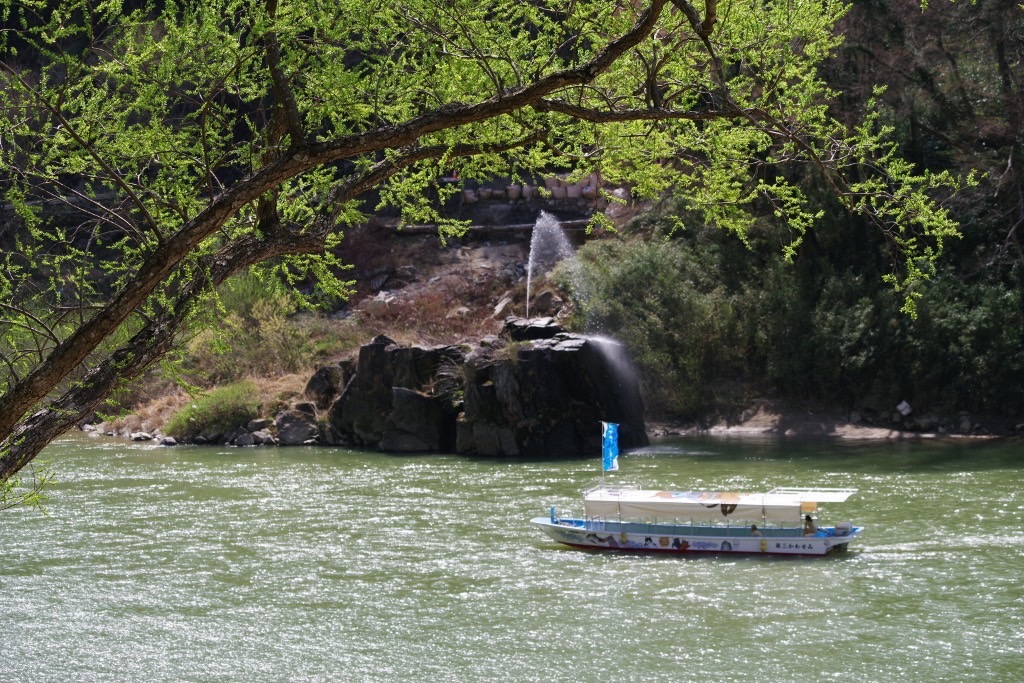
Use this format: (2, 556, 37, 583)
(531, 517, 861, 556)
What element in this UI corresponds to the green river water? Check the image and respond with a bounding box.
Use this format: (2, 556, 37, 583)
(3, 434, 1023, 682)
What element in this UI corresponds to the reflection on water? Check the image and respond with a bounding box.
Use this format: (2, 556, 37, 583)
(2, 434, 1023, 682)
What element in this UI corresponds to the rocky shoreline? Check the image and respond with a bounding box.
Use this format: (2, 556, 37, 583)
(648, 399, 1024, 441)
(92, 393, 1023, 449)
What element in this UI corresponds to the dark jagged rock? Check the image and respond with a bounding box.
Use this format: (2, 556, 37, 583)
(378, 387, 458, 452)
(456, 331, 647, 457)
(246, 418, 273, 432)
(529, 290, 560, 316)
(294, 401, 317, 416)
(304, 362, 352, 409)
(275, 410, 319, 445)
(503, 316, 564, 341)
(251, 429, 275, 445)
(327, 335, 397, 445)
(320, 323, 647, 458)
(235, 432, 257, 447)
(326, 338, 466, 448)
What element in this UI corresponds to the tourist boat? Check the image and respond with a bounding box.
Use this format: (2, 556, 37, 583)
(531, 423, 863, 556)
(532, 485, 863, 556)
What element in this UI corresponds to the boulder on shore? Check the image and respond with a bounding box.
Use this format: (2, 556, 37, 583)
(275, 410, 319, 446)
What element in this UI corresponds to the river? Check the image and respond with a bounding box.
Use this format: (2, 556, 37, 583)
(2, 435, 1022, 682)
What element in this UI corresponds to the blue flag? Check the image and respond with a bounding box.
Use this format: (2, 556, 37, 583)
(602, 422, 619, 472)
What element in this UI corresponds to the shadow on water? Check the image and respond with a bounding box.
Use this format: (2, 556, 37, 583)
(462, 451, 603, 465)
(58, 431, 1021, 474)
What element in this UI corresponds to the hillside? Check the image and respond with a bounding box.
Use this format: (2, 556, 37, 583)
(103, 199, 1024, 443)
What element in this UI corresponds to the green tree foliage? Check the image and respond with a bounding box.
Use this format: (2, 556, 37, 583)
(828, 0, 1023, 283)
(0, 461, 51, 512)
(576, 208, 1024, 420)
(0, 0, 967, 479)
(574, 236, 747, 417)
(184, 270, 355, 382)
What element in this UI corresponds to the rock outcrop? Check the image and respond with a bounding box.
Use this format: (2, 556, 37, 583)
(319, 319, 648, 456)
(275, 410, 320, 446)
(303, 361, 354, 410)
(138, 320, 648, 454)
(322, 336, 466, 450)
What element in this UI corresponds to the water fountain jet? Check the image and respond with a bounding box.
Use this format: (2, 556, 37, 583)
(520, 213, 643, 440)
(525, 211, 585, 319)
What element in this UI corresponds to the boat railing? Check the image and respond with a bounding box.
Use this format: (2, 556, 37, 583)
(578, 514, 827, 538)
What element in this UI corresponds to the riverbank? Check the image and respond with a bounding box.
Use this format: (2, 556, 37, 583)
(95, 220, 1023, 448)
(648, 399, 1024, 440)
(99, 391, 1022, 447)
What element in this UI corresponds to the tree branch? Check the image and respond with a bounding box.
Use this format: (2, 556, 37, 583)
(533, 98, 745, 122)
(264, 0, 306, 148)
(0, 63, 163, 243)
(667, 0, 724, 85)
(0, 128, 549, 479)
(0, 227, 309, 479)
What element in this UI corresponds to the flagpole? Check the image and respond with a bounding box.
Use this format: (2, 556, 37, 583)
(600, 420, 605, 486)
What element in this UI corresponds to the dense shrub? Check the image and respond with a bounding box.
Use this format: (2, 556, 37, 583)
(573, 207, 1024, 420)
(183, 270, 360, 384)
(164, 381, 261, 441)
(897, 276, 1024, 415)
(574, 238, 748, 418)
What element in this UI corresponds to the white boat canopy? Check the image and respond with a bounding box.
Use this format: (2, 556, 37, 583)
(583, 486, 858, 524)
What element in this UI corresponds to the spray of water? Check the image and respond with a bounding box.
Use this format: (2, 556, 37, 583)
(524, 213, 642, 423)
(583, 334, 634, 388)
(525, 211, 587, 319)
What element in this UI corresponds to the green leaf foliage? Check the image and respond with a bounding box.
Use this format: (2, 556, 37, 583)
(0, 461, 52, 512)
(576, 205, 1024, 420)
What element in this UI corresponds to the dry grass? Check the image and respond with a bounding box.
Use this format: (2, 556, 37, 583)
(254, 373, 315, 414)
(102, 390, 192, 435)
(104, 372, 315, 437)
(358, 276, 505, 345)
(112, 232, 528, 432)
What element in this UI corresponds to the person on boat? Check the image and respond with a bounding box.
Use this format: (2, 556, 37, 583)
(750, 524, 763, 537)
(803, 515, 818, 536)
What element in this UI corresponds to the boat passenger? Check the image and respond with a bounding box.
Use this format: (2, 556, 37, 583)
(803, 515, 818, 536)
(750, 524, 763, 537)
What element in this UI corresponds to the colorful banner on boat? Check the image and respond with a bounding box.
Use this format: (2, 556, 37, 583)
(602, 421, 619, 471)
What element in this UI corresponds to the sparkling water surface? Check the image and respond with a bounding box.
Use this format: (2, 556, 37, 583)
(3, 435, 1022, 682)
